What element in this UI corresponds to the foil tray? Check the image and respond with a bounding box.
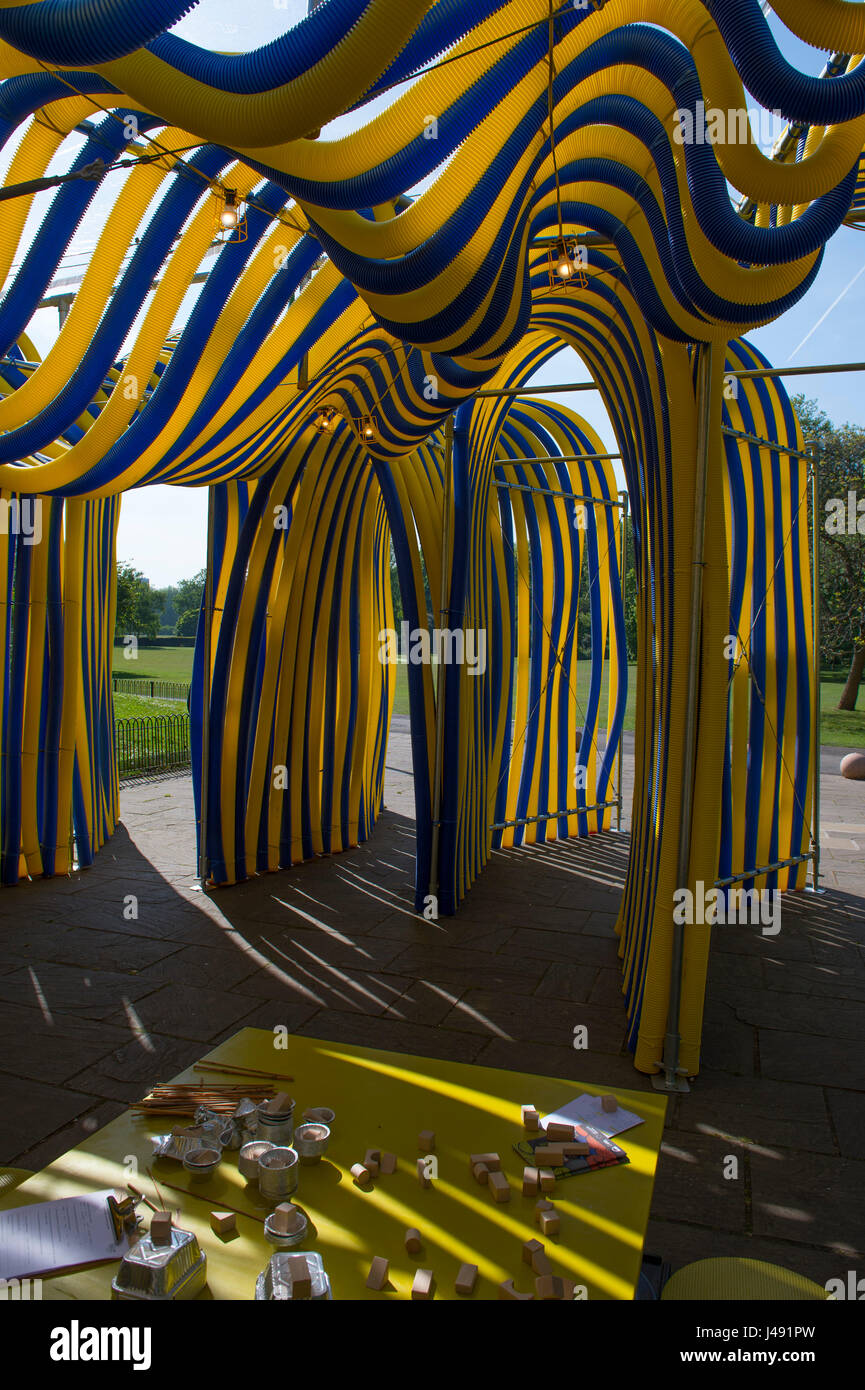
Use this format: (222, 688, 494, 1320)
(111, 1227, 207, 1301)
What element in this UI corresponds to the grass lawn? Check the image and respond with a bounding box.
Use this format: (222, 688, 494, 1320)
(112, 645, 194, 684)
(820, 680, 865, 749)
(113, 692, 188, 721)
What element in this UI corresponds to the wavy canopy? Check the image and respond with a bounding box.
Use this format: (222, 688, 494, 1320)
(0, 0, 856, 1075)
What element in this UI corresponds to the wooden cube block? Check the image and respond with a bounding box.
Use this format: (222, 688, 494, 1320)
(418, 1130, 436, 1152)
(522, 1238, 544, 1266)
(562, 1142, 591, 1157)
(534, 1145, 564, 1165)
(363, 1148, 381, 1178)
(539, 1168, 556, 1192)
(521, 1104, 540, 1131)
(209, 1210, 236, 1237)
(601, 1094, 618, 1113)
(350, 1162, 372, 1187)
(379, 1151, 397, 1175)
(267, 1091, 293, 1115)
(488, 1171, 511, 1203)
(469, 1152, 501, 1171)
(150, 1212, 172, 1247)
(522, 1165, 539, 1197)
(288, 1255, 311, 1299)
(498, 1279, 534, 1301)
(404, 1227, 422, 1255)
(545, 1122, 576, 1142)
(535, 1274, 566, 1300)
(412, 1269, 435, 1301)
(532, 1250, 553, 1277)
(472, 1162, 490, 1185)
(455, 1262, 478, 1296)
(366, 1256, 389, 1291)
(271, 1203, 303, 1235)
(417, 1157, 432, 1189)
(539, 1210, 560, 1237)
(536, 1195, 556, 1228)
(522, 1237, 552, 1276)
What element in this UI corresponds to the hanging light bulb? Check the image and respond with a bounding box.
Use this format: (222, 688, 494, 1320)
(354, 414, 379, 442)
(555, 240, 574, 279)
(313, 408, 337, 434)
(219, 190, 239, 230)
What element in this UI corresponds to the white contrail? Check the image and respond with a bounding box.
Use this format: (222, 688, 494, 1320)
(787, 262, 865, 362)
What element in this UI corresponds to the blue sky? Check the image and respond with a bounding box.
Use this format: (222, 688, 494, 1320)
(12, 2, 862, 584)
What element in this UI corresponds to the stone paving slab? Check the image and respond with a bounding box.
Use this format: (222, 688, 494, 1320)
(0, 716, 862, 1297)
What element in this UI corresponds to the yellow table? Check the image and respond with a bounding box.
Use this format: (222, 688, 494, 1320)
(0, 1028, 666, 1300)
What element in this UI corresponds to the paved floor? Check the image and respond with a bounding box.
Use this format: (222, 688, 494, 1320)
(1, 717, 863, 1292)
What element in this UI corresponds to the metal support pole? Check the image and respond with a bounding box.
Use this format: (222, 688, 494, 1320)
(655, 342, 716, 1094)
(495, 452, 622, 466)
(198, 486, 216, 888)
(429, 414, 454, 909)
(810, 448, 823, 894)
(617, 489, 629, 833)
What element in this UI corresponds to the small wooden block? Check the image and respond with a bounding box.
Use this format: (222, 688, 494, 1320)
(545, 1122, 576, 1142)
(271, 1203, 303, 1235)
(539, 1168, 556, 1192)
(379, 1151, 397, 1175)
(417, 1157, 432, 1188)
(601, 1094, 618, 1113)
(209, 1210, 236, 1237)
(488, 1171, 511, 1203)
(498, 1279, 534, 1301)
(532, 1250, 553, 1277)
(522, 1238, 544, 1266)
(469, 1152, 501, 1171)
(363, 1148, 381, 1178)
(534, 1146, 565, 1165)
(418, 1130, 436, 1151)
(267, 1090, 293, 1115)
(535, 1274, 567, 1300)
(522, 1166, 539, 1197)
(412, 1269, 435, 1301)
(150, 1212, 172, 1247)
(539, 1210, 560, 1237)
(535, 1198, 554, 1216)
(472, 1162, 490, 1185)
(562, 1142, 591, 1157)
(455, 1263, 478, 1296)
(288, 1255, 312, 1300)
(521, 1104, 540, 1131)
(366, 1256, 389, 1291)
(351, 1162, 372, 1187)
(405, 1227, 422, 1255)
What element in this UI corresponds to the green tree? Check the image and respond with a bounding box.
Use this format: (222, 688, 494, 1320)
(173, 569, 207, 637)
(153, 585, 178, 633)
(793, 396, 865, 711)
(115, 562, 161, 638)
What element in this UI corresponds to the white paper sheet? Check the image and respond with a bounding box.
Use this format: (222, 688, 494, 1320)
(542, 1093, 644, 1139)
(0, 1189, 128, 1281)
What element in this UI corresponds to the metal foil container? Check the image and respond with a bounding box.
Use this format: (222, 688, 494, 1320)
(239, 1139, 275, 1180)
(302, 1107, 335, 1132)
(294, 1121, 330, 1165)
(255, 1252, 331, 1301)
(258, 1146, 299, 1201)
(112, 1228, 207, 1301)
(257, 1098, 295, 1146)
(263, 1208, 309, 1249)
(182, 1145, 222, 1180)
